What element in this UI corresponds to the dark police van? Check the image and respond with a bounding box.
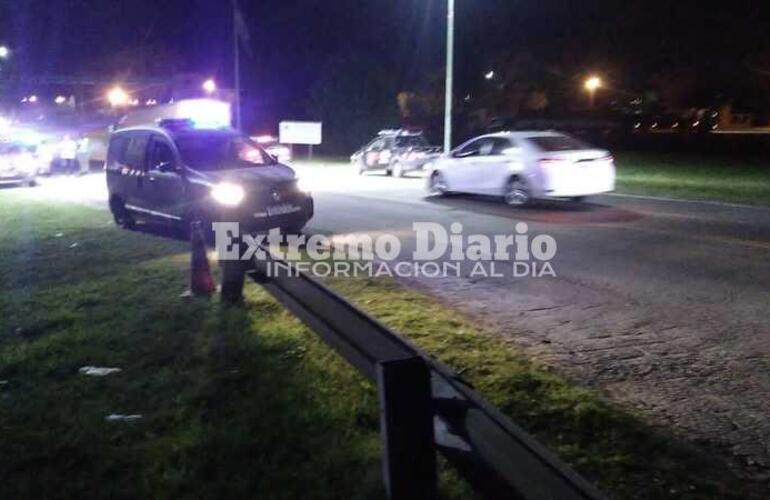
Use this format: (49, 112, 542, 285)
(106, 120, 313, 234)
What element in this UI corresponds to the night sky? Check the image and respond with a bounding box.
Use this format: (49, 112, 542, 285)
(2, 0, 770, 125)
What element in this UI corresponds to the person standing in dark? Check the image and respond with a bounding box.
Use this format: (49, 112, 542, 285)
(77, 136, 90, 176)
(59, 135, 78, 175)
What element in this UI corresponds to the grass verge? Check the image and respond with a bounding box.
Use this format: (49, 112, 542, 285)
(614, 152, 770, 206)
(0, 191, 754, 499)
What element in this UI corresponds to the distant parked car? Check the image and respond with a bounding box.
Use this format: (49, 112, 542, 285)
(351, 129, 442, 177)
(33, 141, 57, 175)
(425, 131, 615, 206)
(0, 143, 38, 187)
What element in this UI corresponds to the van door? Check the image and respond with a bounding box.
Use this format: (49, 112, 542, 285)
(120, 132, 151, 209)
(143, 134, 185, 221)
(105, 133, 130, 197)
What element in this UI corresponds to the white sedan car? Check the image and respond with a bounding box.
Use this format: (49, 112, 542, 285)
(426, 131, 615, 206)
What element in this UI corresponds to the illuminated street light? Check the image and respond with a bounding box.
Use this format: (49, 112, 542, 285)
(584, 76, 602, 92)
(202, 78, 217, 95)
(107, 86, 129, 107)
(54, 95, 66, 105)
(0, 46, 9, 58)
(28, 95, 38, 103)
(584, 76, 602, 108)
(484, 70, 495, 80)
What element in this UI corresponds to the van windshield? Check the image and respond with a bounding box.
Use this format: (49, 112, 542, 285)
(175, 134, 275, 170)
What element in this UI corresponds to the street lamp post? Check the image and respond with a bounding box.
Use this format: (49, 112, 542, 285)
(443, 0, 455, 153)
(232, 0, 243, 130)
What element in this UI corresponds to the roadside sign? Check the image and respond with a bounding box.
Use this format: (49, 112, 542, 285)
(279, 121, 322, 145)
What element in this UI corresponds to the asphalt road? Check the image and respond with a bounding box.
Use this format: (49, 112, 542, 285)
(29, 164, 770, 481)
(294, 163, 770, 480)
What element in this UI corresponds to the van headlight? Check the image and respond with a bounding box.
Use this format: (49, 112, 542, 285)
(211, 182, 245, 206)
(296, 177, 311, 193)
(17, 155, 36, 173)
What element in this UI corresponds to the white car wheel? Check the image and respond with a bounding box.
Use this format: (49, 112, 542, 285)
(429, 172, 449, 196)
(504, 178, 530, 207)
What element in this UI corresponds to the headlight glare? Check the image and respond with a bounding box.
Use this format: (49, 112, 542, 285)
(296, 177, 311, 193)
(211, 182, 245, 206)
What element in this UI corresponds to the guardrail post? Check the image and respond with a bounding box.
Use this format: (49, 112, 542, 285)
(221, 235, 258, 304)
(190, 221, 217, 296)
(221, 258, 247, 304)
(377, 356, 437, 500)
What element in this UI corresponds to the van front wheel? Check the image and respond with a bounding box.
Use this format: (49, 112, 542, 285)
(111, 197, 135, 229)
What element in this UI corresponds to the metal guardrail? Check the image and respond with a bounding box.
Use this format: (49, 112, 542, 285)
(235, 254, 607, 500)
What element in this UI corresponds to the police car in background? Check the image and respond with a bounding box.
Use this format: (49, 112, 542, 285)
(106, 119, 313, 234)
(351, 129, 441, 177)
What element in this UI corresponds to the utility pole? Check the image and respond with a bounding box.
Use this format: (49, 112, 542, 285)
(232, 0, 242, 130)
(443, 0, 455, 153)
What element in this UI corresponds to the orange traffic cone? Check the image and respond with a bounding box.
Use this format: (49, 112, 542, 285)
(190, 220, 216, 296)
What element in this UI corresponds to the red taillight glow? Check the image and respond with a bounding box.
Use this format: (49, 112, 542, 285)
(539, 158, 570, 169)
(539, 156, 613, 169)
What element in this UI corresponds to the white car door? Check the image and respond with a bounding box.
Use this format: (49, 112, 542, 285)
(473, 137, 516, 195)
(444, 138, 486, 193)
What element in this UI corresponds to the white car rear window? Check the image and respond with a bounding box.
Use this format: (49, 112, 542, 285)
(527, 135, 588, 152)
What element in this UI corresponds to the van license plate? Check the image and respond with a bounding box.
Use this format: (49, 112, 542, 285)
(267, 204, 300, 216)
